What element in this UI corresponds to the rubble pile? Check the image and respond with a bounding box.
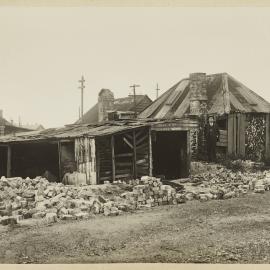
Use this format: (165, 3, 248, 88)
(0, 175, 178, 226)
(120, 176, 180, 207)
(179, 164, 270, 202)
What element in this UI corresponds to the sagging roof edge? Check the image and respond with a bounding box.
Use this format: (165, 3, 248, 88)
(0, 125, 152, 144)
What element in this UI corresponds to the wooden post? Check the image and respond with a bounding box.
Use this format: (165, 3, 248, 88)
(238, 114, 246, 158)
(186, 130, 191, 177)
(7, 145, 11, 178)
(95, 139, 100, 184)
(133, 130, 137, 179)
(111, 135, 115, 182)
(228, 114, 236, 156)
(58, 142, 62, 183)
(265, 114, 270, 164)
(148, 127, 153, 176)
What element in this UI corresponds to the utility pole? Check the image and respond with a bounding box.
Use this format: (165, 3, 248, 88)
(18, 116, 21, 127)
(156, 83, 160, 99)
(78, 75, 85, 123)
(130, 84, 140, 118)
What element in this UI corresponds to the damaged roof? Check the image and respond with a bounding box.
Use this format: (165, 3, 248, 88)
(139, 73, 270, 119)
(76, 95, 152, 124)
(0, 121, 153, 143)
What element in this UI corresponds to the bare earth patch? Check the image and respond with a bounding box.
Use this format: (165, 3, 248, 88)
(1, 192, 270, 263)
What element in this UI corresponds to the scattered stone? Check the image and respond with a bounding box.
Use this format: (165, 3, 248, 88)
(45, 213, 57, 223)
(0, 216, 17, 226)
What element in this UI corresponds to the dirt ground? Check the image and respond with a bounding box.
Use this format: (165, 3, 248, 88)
(1, 191, 270, 264)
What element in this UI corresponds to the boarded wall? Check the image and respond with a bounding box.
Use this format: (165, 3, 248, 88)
(75, 137, 96, 185)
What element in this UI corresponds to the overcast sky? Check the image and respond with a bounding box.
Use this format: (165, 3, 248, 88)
(1, 7, 270, 127)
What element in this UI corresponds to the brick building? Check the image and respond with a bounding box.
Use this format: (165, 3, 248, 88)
(76, 89, 152, 124)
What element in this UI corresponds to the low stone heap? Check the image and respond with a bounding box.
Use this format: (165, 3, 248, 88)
(121, 176, 181, 207)
(0, 175, 178, 226)
(179, 164, 270, 202)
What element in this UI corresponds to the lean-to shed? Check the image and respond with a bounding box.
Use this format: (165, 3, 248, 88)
(0, 120, 191, 183)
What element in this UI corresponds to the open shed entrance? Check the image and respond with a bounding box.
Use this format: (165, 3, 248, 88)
(152, 131, 188, 179)
(0, 146, 7, 177)
(11, 142, 60, 181)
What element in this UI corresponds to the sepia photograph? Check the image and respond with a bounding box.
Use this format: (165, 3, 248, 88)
(1, 0, 270, 265)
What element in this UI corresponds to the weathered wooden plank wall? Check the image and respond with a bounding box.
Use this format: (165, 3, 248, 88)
(95, 136, 112, 183)
(228, 114, 236, 156)
(265, 114, 270, 164)
(74, 137, 96, 185)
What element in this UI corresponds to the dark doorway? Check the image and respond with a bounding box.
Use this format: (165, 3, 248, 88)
(60, 142, 76, 179)
(152, 131, 188, 179)
(11, 142, 59, 181)
(0, 146, 7, 177)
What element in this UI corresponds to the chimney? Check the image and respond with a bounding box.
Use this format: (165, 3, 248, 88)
(0, 126, 4, 136)
(189, 73, 208, 115)
(98, 89, 115, 122)
(0, 110, 3, 118)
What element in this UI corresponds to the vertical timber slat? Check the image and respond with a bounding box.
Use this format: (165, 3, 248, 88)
(89, 138, 97, 185)
(238, 114, 246, 158)
(58, 141, 62, 182)
(133, 130, 137, 179)
(7, 145, 11, 178)
(234, 114, 237, 155)
(111, 135, 115, 182)
(148, 127, 153, 176)
(265, 114, 270, 164)
(227, 114, 235, 155)
(95, 139, 100, 184)
(186, 130, 191, 176)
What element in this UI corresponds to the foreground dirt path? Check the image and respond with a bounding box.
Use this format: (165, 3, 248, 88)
(1, 192, 270, 263)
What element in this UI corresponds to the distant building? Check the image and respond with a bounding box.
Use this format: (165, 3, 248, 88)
(76, 89, 152, 124)
(0, 110, 31, 136)
(18, 123, 45, 131)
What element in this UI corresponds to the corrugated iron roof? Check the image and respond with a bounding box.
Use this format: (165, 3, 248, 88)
(77, 95, 152, 124)
(0, 121, 152, 143)
(139, 73, 270, 119)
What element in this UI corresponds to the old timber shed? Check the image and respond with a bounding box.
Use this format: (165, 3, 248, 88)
(0, 120, 191, 183)
(139, 72, 270, 162)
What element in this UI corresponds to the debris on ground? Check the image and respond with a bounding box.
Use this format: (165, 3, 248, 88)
(176, 161, 270, 202)
(1, 160, 270, 226)
(0, 175, 177, 225)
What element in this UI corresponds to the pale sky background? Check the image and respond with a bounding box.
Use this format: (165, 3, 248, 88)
(1, 7, 270, 128)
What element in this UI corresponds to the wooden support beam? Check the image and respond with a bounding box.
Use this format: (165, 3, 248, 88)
(133, 130, 137, 179)
(136, 133, 148, 146)
(7, 145, 11, 178)
(228, 114, 236, 156)
(58, 142, 62, 182)
(238, 114, 246, 158)
(111, 135, 115, 182)
(149, 128, 153, 176)
(265, 114, 270, 164)
(95, 140, 100, 184)
(186, 130, 191, 177)
(123, 137, 133, 149)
